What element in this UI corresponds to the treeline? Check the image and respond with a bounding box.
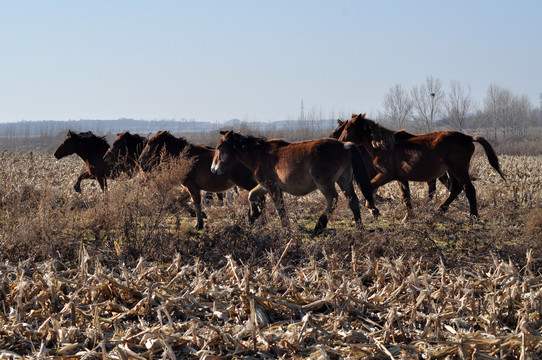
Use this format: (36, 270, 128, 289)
(378, 77, 542, 142)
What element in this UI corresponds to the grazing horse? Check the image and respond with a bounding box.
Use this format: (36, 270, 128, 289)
(330, 119, 449, 200)
(211, 131, 376, 234)
(103, 131, 148, 176)
(54, 130, 110, 193)
(338, 113, 505, 220)
(138, 131, 264, 230)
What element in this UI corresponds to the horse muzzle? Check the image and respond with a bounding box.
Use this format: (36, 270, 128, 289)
(210, 162, 223, 175)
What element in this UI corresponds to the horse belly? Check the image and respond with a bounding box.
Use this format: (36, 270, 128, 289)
(276, 171, 317, 196)
(194, 174, 235, 193)
(397, 160, 447, 182)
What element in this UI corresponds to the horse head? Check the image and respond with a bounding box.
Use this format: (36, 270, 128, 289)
(54, 130, 80, 159)
(211, 130, 237, 175)
(329, 119, 347, 139)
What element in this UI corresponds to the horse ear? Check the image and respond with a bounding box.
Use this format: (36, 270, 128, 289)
(67, 130, 74, 136)
(219, 130, 228, 135)
(351, 114, 357, 119)
(337, 119, 344, 125)
(361, 113, 366, 118)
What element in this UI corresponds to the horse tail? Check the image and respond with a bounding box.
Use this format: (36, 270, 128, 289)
(345, 143, 374, 203)
(473, 136, 505, 180)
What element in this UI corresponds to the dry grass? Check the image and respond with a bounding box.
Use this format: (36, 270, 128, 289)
(1, 149, 542, 358)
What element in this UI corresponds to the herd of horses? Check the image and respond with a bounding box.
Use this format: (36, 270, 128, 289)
(53, 113, 505, 234)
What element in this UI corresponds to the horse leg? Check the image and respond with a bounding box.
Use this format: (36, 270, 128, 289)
(97, 176, 107, 192)
(438, 177, 462, 213)
(248, 184, 267, 223)
(369, 173, 394, 218)
(265, 184, 287, 227)
(202, 192, 213, 206)
(74, 171, 92, 193)
(397, 180, 413, 222)
(426, 179, 437, 200)
(438, 173, 451, 190)
(176, 187, 201, 218)
(216, 192, 225, 206)
(187, 186, 204, 230)
(337, 172, 362, 228)
(463, 179, 478, 218)
(314, 183, 340, 234)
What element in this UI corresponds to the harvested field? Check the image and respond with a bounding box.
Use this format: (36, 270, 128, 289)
(1, 150, 542, 358)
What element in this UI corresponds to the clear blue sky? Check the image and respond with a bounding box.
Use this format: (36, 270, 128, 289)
(1, 1, 540, 123)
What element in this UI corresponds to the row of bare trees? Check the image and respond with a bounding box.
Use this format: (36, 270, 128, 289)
(380, 76, 540, 141)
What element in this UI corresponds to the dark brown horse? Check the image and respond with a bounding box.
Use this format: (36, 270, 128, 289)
(54, 130, 110, 193)
(339, 113, 505, 220)
(138, 131, 264, 229)
(103, 131, 148, 176)
(330, 119, 449, 200)
(211, 131, 376, 234)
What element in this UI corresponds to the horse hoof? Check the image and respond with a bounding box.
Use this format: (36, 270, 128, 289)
(74, 185, 81, 193)
(370, 208, 380, 218)
(313, 227, 325, 236)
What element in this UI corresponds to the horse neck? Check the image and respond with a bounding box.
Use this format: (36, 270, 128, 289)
(234, 142, 269, 171)
(166, 137, 189, 156)
(126, 137, 145, 159)
(78, 139, 108, 162)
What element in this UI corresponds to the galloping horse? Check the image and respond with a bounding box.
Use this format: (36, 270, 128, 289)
(138, 131, 264, 230)
(54, 130, 110, 193)
(103, 131, 148, 176)
(211, 131, 376, 234)
(330, 119, 449, 200)
(339, 113, 505, 220)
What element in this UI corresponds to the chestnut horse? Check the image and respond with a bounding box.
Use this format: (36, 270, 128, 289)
(330, 119, 449, 200)
(339, 113, 505, 220)
(138, 131, 264, 229)
(54, 130, 110, 193)
(103, 131, 148, 176)
(211, 131, 376, 234)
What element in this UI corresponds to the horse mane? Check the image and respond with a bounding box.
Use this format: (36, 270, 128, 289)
(230, 132, 269, 150)
(360, 117, 397, 151)
(72, 131, 110, 152)
(152, 131, 189, 146)
(150, 131, 191, 155)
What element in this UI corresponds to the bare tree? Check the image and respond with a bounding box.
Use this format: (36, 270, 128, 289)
(445, 80, 475, 131)
(382, 84, 413, 129)
(484, 84, 513, 141)
(510, 94, 533, 139)
(411, 76, 445, 132)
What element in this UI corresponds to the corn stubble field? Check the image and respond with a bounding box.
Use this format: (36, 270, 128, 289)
(1, 149, 542, 359)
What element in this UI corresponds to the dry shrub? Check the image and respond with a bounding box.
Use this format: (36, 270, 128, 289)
(524, 208, 542, 237)
(1, 149, 542, 270)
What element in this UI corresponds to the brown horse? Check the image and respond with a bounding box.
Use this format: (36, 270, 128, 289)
(54, 130, 110, 193)
(211, 131, 376, 234)
(103, 131, 148, 176)
(330, 119, 449, 200)
(138, 131, 264, 230)
(339, 113, 505, 220)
